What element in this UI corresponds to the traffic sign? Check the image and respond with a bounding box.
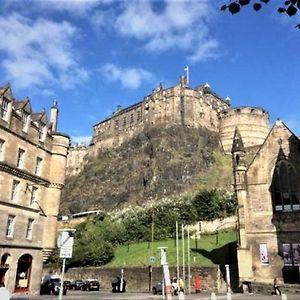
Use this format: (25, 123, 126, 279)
(59, 231, 74, 258)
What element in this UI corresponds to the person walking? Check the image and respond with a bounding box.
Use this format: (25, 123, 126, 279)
(273, 277, 281, 295)
(0, 283, 11, 300)
(194, 274, 201, 293)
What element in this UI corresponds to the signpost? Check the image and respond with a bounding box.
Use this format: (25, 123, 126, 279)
(57, 228, 76, 300)
(158, 247, 172, 300)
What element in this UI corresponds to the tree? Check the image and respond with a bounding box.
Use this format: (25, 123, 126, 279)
(221, 0, 300, 28)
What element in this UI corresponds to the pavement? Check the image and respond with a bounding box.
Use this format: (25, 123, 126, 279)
(10, 290, 300, 300)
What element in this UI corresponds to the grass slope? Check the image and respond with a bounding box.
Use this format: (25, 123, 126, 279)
(105, 230, 237, 268)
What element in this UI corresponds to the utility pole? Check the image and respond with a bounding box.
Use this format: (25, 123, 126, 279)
(176, 221, 179, 280)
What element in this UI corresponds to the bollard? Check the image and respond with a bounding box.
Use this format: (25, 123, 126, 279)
(226, 292, 232, 300)
(210, 292, 217, 300)
(178, 291, 185, 300)
(281, 294, 287, 300)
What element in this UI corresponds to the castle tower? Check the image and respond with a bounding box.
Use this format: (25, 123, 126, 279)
(232, 127, 254, 282)
(42, 133, 69, 259)
(219, 107, 270, 153)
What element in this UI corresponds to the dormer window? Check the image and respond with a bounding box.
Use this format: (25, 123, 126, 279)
(22, 111, 30, 131)
(1, 97, 9, 119)
(38, 123, 45, 141)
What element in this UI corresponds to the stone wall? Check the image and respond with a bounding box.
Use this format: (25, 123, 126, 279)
(63, 266, 221, 292)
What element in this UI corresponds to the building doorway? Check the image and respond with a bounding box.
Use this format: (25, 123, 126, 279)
(14, 254, 32, 292)
(0, 253, 10, 285)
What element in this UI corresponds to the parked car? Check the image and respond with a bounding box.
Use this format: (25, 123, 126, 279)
(40, 275, 67, 295)
(152, 282, 163, 295)
(70, 280, 84, 290)
(81, 279, 100, 291)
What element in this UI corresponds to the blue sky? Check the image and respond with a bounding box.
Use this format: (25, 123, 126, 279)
(1, 0, 299, 144)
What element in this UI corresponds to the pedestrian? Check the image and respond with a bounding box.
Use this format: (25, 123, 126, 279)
(178, 277, 185, 293)
(0, 282, 11, 300)
(194, 274, 201, 293)
(273, 277, 281, 295)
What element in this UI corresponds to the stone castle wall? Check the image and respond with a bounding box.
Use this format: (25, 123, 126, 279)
(66, 77, 271, 176)
(219, 107, 270, 153)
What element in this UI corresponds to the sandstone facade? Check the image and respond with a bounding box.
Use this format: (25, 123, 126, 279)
(232, 121, 300, 286)
(0, 85, 69, 294)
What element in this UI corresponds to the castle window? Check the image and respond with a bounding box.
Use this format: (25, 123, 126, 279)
(30, 186, 38, 205)
(22, 111, 29, 131)
(130, 113, 134, 124)
(271, 161, 300, 212)
(0, 139, 4, 161)
(1, 97, 9, 119)
(137, 111, 141, 122)
(26, 218, 34, 240)
(115, 119, 119, 130)
(123, 117, 126, 127)
(6, 215, 15, 238)
(17, 148, 25, 169)
(35, 157, 42, 176)
(11, 180, 20, 201)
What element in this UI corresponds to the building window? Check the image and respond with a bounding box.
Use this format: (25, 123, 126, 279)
(17, 148, 25, 169)
(6, 215, 15, 238)
(11, 180, 20, 201)
(0, 139, 4, 161)
(35, 157, 42, 176)
(123, 117, 126, 127)
(1, 98, 9, 119)
(38, 123, 45, 141)
(115, 119, 119, 130)
(282, 243, 300, 266)
(22, 111, 29, 131)
(26, 219, 34, 240)
(137, 110, 141, 122)
(130, 113, 134, 124)
(29, 186, 38, 205)
(271, 161, 300, 212)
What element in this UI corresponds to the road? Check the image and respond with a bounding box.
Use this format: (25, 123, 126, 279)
(10, 290, 300, 300)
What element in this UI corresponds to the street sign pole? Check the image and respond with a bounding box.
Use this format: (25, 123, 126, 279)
(58, 258, 66, 300)
(57, 228, 76, 300)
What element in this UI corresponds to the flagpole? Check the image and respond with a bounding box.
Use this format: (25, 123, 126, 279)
(184, 66, 189, 85)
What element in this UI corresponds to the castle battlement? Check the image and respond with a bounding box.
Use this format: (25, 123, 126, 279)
(66, 76, 271, 176)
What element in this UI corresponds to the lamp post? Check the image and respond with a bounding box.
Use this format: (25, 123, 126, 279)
(57, 228, 76, 300)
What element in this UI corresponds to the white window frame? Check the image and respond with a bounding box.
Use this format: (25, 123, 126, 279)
(38, 123, 45, 141)
(26, 218, 34, 240)
(1, 98, 9, 119)
(6, 215, 15, 238)
(30, 186, 38, 205)
(22, 111, 30, 131)
(35, 157, 43, 176)
(0, 139, 4, 161)
(17, 148, 25, 169)
(11, 180, 20, 201)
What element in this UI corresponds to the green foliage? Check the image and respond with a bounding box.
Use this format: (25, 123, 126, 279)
(106, 230, 237, 268)
(55, 190, 237, 267)
(192, 190, 237, 221)
(221, 0, 300, 28)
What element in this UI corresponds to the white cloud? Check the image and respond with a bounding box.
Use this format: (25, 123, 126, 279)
(101, 63, 154, 89)
(71, 135, 92, 145)
(0, 13, 88, 90)
(114, 0, 218, 63)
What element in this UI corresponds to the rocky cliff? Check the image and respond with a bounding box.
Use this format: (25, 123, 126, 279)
(60, 124, 232, 214)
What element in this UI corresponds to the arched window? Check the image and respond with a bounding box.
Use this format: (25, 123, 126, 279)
(271, 161, 300, 212)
